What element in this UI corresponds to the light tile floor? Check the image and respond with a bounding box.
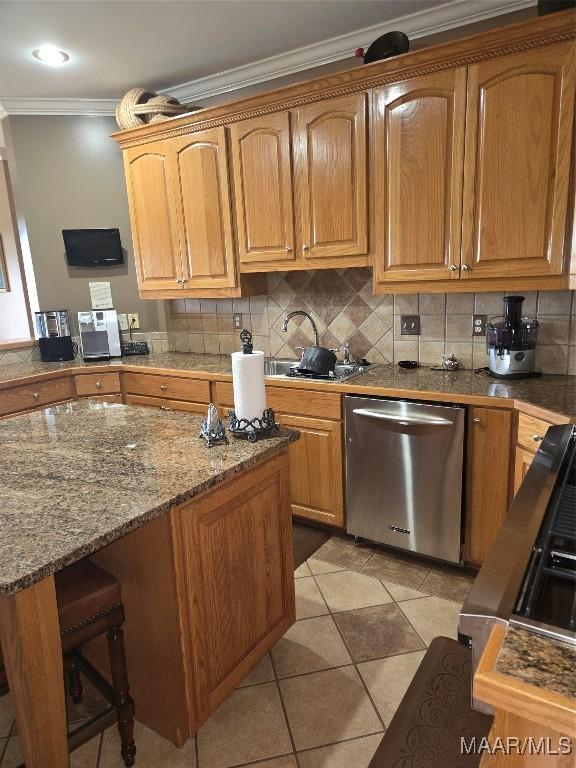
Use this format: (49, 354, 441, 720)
(0, 535, 474, 768)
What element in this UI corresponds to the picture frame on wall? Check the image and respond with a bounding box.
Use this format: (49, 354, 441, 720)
(0, 235, 9, 293)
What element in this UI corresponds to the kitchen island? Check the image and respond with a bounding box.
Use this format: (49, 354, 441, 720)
(0, 399, 298, 767)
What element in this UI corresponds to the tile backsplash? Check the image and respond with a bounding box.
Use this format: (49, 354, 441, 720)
(168, 269, 576, 374)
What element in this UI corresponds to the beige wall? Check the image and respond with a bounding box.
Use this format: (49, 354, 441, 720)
(0, 159, 32, 342)
(3, 115, 165, 333)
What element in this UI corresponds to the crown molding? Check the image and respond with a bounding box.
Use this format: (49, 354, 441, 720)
(0, 97, 116, 118)
(0, 0, 536, 117)
(164, 0, 536, 104)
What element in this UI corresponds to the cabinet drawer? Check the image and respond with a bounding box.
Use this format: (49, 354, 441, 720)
(125, 394, 208, 414)
(517, 413, 555, 453)
(212, 381, 341, 420)
(0, 377, 75, 417)
(75, 372, 121, 397)
(122, 373, 210, 403)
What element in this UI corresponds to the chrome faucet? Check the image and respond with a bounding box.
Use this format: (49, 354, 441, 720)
(282, 311, 320, 347)
(342, 340, 351, 365)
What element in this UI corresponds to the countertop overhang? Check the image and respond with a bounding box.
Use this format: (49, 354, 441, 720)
(0, 399, 298, 595)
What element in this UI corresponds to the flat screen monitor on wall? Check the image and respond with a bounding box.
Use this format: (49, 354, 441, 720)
(62, 228, 123, 267)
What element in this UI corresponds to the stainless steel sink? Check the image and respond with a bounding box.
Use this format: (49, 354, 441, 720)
(263, 358, 366, 382)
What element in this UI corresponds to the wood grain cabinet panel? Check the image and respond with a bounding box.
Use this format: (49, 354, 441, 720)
(230, 112, 295, 266)
(122, 372, 210, 402)
(372, 69, 466, 284)
(75, 372, 121, 397)
(0, 377, 75, 417)
(514, 446, 535, 496)
(276, 414, 344, 527)
(461, 42, 576, 279)
(124, 143, 183, 291)
(466, 407, 513, 565)
(294, 93, 368, 261)
(172, 128, 238, 289)
(124, 394, 208, 414)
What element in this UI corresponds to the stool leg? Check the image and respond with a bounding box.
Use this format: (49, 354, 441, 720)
(107, 625, 136, 767)
(65, 654, 83, 704)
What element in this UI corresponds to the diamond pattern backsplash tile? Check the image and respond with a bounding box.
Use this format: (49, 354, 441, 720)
(162, 272, 575, 372)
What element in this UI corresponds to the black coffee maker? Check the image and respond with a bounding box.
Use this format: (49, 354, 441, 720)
(35, 310, 76, 362)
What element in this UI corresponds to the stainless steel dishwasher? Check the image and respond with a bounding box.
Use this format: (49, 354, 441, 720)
(345, 395, 465, 564)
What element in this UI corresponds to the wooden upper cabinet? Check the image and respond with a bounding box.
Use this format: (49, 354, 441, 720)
(124, 142, 182, 291)
(294, 93, 368, 260)
(372, 69, 467, 285)
(229, 112, 295, 266)
(172, 128, 237, 289)
(461, 42, 576, 279)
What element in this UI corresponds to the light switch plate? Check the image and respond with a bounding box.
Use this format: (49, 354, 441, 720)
(118, 313, 129, 331)
(233, 313, 242, 329)
(401, 315, 421, 336)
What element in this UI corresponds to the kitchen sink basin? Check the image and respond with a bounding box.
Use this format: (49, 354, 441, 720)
(263, 358, 366, 382)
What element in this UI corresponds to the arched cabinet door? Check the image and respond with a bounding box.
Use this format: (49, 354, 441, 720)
(124, 141, 183, 292)
(229, 112, 295, 266)
(171, 128, 238, 290)
(294, 93, 368, 261)
(461, 42, 575, 279)
(372, 69, 467, 285)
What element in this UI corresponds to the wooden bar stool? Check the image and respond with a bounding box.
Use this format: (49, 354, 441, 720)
(0, 559, 136, 766)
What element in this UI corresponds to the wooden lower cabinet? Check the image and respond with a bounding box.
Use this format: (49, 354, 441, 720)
(124, 394, 207, 414)
(0, 376, 75, 417)
(276, 413, 344, 528)
(122, 372, 210, 403)
(514, 446, 535, 496)
(466, 407, 513, 565)
(75, 372, 121, 397)
(89, 451, 294, 745)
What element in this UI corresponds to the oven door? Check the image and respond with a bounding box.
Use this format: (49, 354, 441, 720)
(459, 423, 574, 713)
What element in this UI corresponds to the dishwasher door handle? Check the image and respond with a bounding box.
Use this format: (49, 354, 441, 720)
(352, 408, 453, 427)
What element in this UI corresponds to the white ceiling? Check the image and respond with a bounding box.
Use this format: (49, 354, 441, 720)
(0, 0, 535, 114)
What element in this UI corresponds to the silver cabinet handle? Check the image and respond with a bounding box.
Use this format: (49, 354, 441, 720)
(160, 384, 167, 391)
(532, 434, 543, 442)
(461, 264, 470, 272)
(449, 264, 458, 272)
(473, 417, 481, 423)
(176, 278, 186, 284)
(302, 244, 309, 252)
(286, 246, 293, 253)
(160, 405, 171, 411)
(352, 408, 451, 427)
(95, 381, 102, 389)
(32, 392, 39, 400)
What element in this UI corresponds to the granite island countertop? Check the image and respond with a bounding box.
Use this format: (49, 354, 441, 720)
(1, 352, 574, 419)
(0, 399, 298, 595)
(495, 626, 576, 700)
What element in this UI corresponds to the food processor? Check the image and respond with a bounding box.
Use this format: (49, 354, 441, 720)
(486, 296, 539, 379)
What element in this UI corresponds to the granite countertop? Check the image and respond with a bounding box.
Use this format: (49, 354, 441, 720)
(495, 626, 576, 700)
(0, 399, 298, 595)
(1, 353, 574, 419)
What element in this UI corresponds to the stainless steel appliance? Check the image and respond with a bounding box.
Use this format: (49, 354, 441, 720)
(35, 310, 75, 362)
(487, 295, 539, 378)
(78, 309, 121, 360)
(459, 424, 575, 712)
(345, 396, 465, 564)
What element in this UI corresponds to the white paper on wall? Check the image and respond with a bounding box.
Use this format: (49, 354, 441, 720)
(89, 281, 113, 310)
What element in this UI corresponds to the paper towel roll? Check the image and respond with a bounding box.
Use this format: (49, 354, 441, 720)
(231, 350, 267, 429)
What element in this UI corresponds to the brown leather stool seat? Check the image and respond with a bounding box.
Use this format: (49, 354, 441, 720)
(368, 636, 492, 768)
(56, 559, 121, 637)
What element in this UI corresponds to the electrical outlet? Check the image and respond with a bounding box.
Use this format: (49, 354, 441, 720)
(473, 314, 487, 337)
(233, 313, 242, 329)
(126, 313, 140, 330)
(118, 313, 129, 331)
(400, 315, 421, 336)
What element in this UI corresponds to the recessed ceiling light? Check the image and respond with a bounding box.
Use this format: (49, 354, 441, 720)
(32, 45, 70, 66)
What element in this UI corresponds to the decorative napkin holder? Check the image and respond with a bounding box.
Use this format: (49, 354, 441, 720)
(199, 403, 228, 448)
(229, 329, 278, 443)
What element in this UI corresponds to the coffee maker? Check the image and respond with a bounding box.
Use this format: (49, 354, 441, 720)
(78, 309, 121, 361)
(35, 310, 76, 362)
(486, 296, 539, 379)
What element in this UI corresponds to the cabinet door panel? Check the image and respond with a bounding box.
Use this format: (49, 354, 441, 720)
(295, 93, 367, 260)
(514, 446, 534, 496)
(173, 128, 237, 289)
(124, 144, 182, 291)
(277, 413, 344, 527)
(461, 42, 575, 278)
(466, 407, 512, 565)
(372, 69, 466, 284)
(230, 113, 295, 265)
